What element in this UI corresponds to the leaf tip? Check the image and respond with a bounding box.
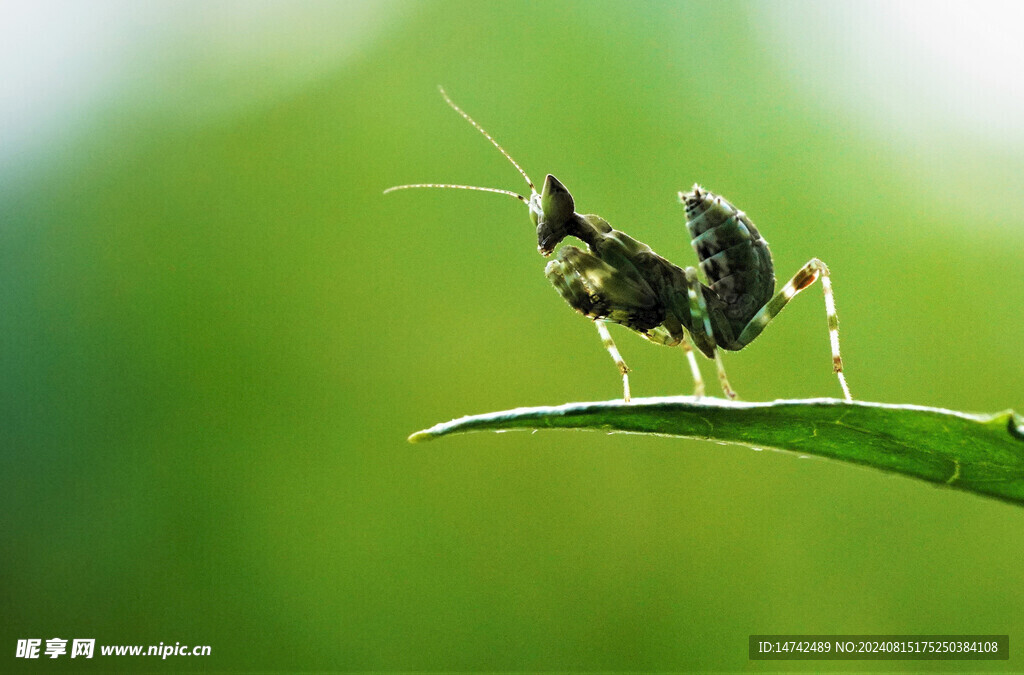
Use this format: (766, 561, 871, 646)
(407, 429, 434, 443)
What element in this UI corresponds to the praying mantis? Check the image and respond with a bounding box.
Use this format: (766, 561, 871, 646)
(386, 88, 852, 402)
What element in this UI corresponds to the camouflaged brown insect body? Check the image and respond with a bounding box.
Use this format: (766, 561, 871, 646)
(539, 176, 775, 359)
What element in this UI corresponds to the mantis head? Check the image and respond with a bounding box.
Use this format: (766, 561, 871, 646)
(385, 87, 581, 259)
(534, 174, 577, 256)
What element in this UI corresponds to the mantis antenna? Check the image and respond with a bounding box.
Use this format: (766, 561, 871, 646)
(382, 183, 527, 204)
(383, 86, 537, 205)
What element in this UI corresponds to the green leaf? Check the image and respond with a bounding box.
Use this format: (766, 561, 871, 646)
(409, 397, 1024, 506)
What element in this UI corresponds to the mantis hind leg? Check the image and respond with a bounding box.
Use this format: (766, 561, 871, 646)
(736, 258, 852, 401)
(683, 267, 737, 400)
(595, 321, 631, 402)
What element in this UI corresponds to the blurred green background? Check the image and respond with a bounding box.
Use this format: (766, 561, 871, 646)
(2, 0, 1023, 671)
